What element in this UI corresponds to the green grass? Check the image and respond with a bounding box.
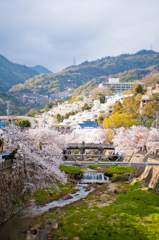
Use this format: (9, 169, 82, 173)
(88, 165, 98, 169)
(47, 183, 159, 240)
(103, 165, 135, 174)
(33, 181, 76, 204)
(59, 165, 82, 174)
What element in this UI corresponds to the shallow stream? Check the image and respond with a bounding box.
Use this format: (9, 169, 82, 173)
(0, 170, 109, 240)
(0, 184, 94, 240)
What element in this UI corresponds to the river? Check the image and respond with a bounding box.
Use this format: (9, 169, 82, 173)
(0, 184, 94, 240)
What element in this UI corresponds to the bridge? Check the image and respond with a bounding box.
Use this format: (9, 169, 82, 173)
(1, 144, 159, 170)
(62, 154, 159, 166)
(66, 143, 114, 154)
(64, 143, 159, 166)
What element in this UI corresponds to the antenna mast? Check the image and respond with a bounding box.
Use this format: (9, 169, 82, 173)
(73, 56, 76, 66)
(151, 43, 153, 51)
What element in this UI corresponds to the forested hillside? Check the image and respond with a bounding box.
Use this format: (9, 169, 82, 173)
(0, 54, 38, 92)
(9, 50, 159, 96)
(0, 92, 49, 116)
(31, 65, 52, 74)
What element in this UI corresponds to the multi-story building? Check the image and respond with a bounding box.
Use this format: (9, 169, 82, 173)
(99, 78, 145, 93)
(22, 93, 49, 104)
(50, 89, 73, 99)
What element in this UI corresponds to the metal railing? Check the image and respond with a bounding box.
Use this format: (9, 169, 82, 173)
(62, 154, 159, 166)
(0, 159, 12, 171)
(1, 154, 159, 170)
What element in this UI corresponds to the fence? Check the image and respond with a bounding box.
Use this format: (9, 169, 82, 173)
(0, 159, 12, 171)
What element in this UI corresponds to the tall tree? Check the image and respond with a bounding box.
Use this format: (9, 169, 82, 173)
(133, 83, 144, 95)
(15, 118, 31, 129)
(103, 113, 137, 131)
(113, 126, 150, 155)
(142, 100, 159, 118)
(122, 94, 142, 119)
(97, 115, 104, 124)
(2, 125, 67, 192)
(111, 100, 123, 115)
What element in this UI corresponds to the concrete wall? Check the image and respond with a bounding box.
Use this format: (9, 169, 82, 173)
(124, 154, 159, 192)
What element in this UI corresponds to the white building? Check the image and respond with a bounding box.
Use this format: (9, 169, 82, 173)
(108, 78, 120, 84)
(99, 78, 145, 93)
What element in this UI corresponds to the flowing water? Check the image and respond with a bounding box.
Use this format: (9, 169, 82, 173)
(81, 172, 109, 183)
(0, 185, 94, 240)
(0, 171, 109, 240)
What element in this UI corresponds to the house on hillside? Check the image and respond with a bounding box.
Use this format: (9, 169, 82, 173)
(76, 121, 99, 129)
(0, 122, 5, 128)
(140, 84, 159, 111)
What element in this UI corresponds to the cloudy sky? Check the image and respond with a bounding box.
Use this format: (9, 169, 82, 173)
(0, 0, 159, 73)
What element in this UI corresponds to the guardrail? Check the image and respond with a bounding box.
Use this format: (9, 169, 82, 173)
(62, 154, 159, 166)
(0, 159, 12, 171)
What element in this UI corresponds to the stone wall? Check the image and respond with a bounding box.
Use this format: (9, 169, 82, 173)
(124, 154, 159, 192)
(0, 168, 29, 224)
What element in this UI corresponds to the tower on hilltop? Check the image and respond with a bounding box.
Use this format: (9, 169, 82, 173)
(73, 56, 76, 66)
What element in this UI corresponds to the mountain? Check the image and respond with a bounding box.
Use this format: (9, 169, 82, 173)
(0, 54, 38, 92)
(9, 50, 159, 96)
(31, 65, 52, 74)
(0, 92, 28, 116)
(0, 91, 50, 116)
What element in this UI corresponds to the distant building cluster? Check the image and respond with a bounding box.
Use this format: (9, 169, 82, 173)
(20, 93, 49, 104)
(35, 94, 129, 129)
(50, 89, 73, 100)
(99, 78, 145, 93)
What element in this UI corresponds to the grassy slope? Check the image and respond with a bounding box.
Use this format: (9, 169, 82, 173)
(30, 165, 159, 240)
(47, 182, 159, 240)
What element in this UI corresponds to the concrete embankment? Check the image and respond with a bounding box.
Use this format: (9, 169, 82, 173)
(124, 153, 159, 192)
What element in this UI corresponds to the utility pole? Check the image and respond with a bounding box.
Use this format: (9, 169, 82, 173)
(6, 101, 12, 124)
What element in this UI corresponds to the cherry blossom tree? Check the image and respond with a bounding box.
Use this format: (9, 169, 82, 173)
(113, 126, 150, 155)
(146, 128, 159, 154)
(64, 128, 109, 144)
(2, 125, 67, 192)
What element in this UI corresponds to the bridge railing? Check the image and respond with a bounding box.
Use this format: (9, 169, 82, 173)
(61, 153, 159, 166)
(0, 159, 12, 171)
(66, 143, 114, 147)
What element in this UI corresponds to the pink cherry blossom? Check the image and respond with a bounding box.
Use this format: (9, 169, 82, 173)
(113, 125, 150, 155)
(2, 125, 67, 192)
(64, 128, 109, 144)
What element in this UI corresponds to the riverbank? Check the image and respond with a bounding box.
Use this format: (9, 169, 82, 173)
(1, 165, 159, 240)
(25, 165, 159, 240)
(41, 176, 159, 239)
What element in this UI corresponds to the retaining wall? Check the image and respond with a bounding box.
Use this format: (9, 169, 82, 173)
(124, 153, 159, 192)
(0, 168, 28, 224)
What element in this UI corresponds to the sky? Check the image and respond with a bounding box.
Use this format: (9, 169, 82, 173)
(0, 0, 159, 73)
